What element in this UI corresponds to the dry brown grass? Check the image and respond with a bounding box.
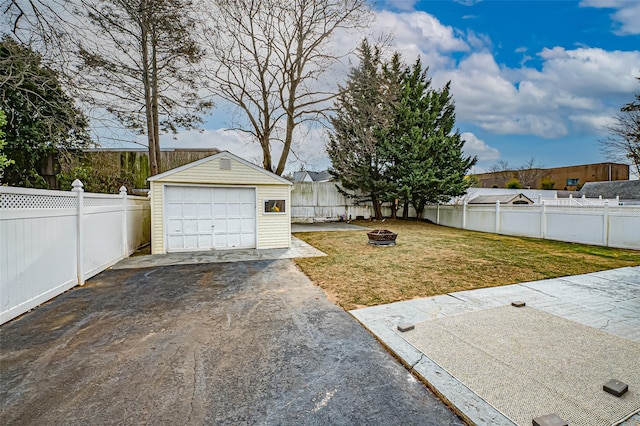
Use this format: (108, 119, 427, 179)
(293, 220, 640, 311)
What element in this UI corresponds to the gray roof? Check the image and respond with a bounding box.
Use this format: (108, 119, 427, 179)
(579, 180, 640, 199)
(468, 193, 534, 204)
(307, 170, 332, 182)
(292, 170, 333, 182)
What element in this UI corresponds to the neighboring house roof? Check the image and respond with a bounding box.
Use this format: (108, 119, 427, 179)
(306, 170, 332, 182)
(468, 193, 534, 204)
(579, 180, 640, 199)
(292, 170, 333, 182)
(293, 171, 312, 182)
(147, 150, 292, 185)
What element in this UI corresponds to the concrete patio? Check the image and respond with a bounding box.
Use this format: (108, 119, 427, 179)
(351, 266, 640, 425)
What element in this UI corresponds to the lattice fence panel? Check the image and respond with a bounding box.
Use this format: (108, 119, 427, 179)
(0, 193, 76, 209)
(84, 196, 122, 207)
(610, 206, 640, 215)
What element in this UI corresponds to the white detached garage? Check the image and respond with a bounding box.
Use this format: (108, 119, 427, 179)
(148, 151, 292, 254)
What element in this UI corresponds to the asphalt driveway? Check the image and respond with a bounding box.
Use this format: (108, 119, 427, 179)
(0, 259, 461, 425)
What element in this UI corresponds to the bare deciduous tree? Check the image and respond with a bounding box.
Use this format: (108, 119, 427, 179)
(203, 0, 370, 175)
(515, 158, 545, 189)
(74, 0, 212, 175)
(601, 76, 640, 178)
(488, 158, 545, 188)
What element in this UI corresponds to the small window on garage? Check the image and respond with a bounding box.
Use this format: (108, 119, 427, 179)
(264, 199, 286, 213)
(567, 178, 579, 186)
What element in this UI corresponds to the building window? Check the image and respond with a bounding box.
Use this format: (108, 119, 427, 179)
(264, 199, 286, 213)
(566, 178, 579, 186)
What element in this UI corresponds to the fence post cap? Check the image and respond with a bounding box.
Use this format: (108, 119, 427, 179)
(119, 186, 128, 195)
(71, 179, 84, 192)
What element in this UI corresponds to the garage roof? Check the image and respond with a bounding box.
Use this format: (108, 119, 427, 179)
(147, 151, 292, 185)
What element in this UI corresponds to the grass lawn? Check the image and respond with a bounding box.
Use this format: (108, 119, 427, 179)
(293, 220, 640, 311)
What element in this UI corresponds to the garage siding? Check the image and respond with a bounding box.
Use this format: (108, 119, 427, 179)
(151, 182, 164, 254)
(257, 185, 291, 249)
(149, 153, 291, 254)
(157, 157, 281, 185)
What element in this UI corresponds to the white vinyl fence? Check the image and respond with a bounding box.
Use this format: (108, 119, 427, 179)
(423, 202, 640, 250)
(0, 180, 151, 324)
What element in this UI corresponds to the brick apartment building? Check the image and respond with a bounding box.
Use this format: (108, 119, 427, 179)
(474, 162, 629, 190)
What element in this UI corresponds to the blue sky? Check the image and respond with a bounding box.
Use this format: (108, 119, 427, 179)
(157, 0, 640, 175)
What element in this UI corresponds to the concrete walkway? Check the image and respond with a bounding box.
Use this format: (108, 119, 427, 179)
(113, 236, 326, 269)
(292, 222, 371, 232)
(351, 266, 640, 425)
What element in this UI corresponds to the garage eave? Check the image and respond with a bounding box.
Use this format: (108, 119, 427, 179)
(147, 150, 293, 185)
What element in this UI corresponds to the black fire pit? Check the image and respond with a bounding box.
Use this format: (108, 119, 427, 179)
(367, 229, 398, 246)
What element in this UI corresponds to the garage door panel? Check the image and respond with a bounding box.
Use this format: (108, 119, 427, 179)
(241, 204, 254, 216)
(165, 186, 256, 252)
(197, 187, 212, 201)
(184, 235, 198, 249)
(167, 203, 182, 217)
(198, 234, 212, 248)
(214, 234, 227, 247)
(227, 204, 240, 216)
(239, 190, 254, 202)
(198, 219, 212, 233)
(241, 233, 255, 246)
(183, 219, 198, 234)
(183, 203, 197, 217)
(213, 203, 227, 217)
(167, 188, 183, 202)
(226, 234, 241, 247)
(197, 203, 211, 216)
(183, 187, 198, 201)
(227, 218, 241, 232)
(168, 219, 182, 233)
(168, 235, 184, 250)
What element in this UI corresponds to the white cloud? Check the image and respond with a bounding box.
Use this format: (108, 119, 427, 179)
(461, 132, 500, 160)
(580, 0, 640, 35)
(379, 0, 419, 12)
(373, 10, 469, 56)
(439, 47, 640, 138)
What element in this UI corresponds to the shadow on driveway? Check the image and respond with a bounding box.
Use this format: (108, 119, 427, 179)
(0, 259, 462, 425)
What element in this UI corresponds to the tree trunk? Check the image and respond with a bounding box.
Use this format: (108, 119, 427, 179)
(151, 26, 161, 173)
(414, 199, 425, 219)
(276, 107, 295, 175)
(371, 194, 383, 220)
(402, 201, 409, 219)
(140, 14, 158, 176)
(260, 133, 273, 172)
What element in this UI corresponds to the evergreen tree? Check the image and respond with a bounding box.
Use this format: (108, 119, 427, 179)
(0, 110, 12, 177)
(404, 74, 476, 217)
(327, 39, 396, 219)
(328, 46, 476, 219)
(0, 36, 91, 187)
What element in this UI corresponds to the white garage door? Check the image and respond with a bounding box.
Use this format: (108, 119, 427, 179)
(165, 186, 256, 252)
